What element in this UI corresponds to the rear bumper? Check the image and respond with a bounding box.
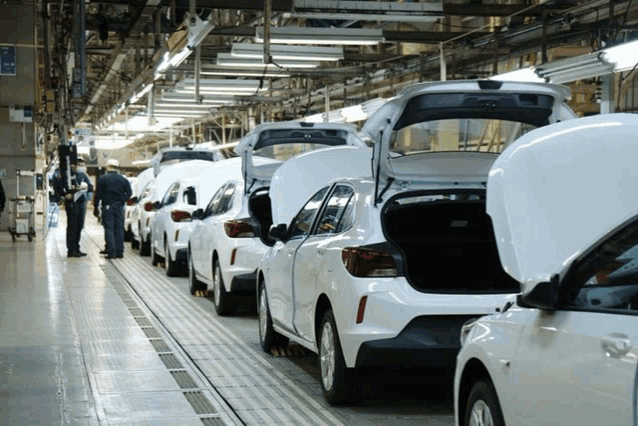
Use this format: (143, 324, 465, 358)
(354, 315, 478, 368)
(229, 270, 257, 292)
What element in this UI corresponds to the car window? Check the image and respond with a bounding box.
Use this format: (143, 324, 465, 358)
(184, 186, 197, 206)
(315, 186, 355, 235)
(217, 184, 236, 215)
(140, 182, 153, 199)
(568, 220, 638, 312)
(289, 187, 330, 239)
(163, 183, 180, 206)
(205, 185, 225, 217)
(335, 194, 356, 233)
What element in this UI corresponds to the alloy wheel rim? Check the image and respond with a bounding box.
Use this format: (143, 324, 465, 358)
(320, 322, 335, 391)
(259, 287, 267, 342)
(214, 265, 221, 306)
(469, 400, 494, 426)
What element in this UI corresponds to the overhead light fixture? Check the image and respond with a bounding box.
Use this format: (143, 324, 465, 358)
(154, 103, 216, 110)
(187, 14, 214, 49)
(602, 39, 638, 72)
(216, 53, 320, 68)
(489, 67, 545, 83)
(231, 43, 343, 61)
(290, 0, 442, 22)
(256, 26, 384, 45)
(176, 78, 262, 92)
(535, 53, 613, 84)
(161, 93, 235, 104)
(130, 84, 154, 104)
(200, 69, 291, 78)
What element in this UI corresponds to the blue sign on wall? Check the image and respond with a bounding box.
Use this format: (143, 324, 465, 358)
(1, 45, 16, 76)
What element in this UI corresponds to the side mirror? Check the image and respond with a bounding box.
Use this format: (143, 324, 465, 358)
(192, 208, 204, 220)
(131, 196, 139, 203)
(152, 201, 161, 211)
(517, 274, 560, 311)
(268, 224, 288, 242)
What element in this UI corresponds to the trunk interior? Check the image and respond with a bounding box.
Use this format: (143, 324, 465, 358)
(249, 189, 275, 246)
(383, 197, 519, 293)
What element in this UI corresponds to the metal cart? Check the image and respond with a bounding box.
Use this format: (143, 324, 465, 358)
(9, 170, 36, 242)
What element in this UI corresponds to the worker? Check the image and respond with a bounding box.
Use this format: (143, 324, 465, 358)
(94, 159, 132, 259)
(54, 157, 93, 257)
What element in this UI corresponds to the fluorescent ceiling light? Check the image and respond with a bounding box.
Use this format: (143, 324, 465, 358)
(174, 88, 261, 95)
(290, 0, 442, 22)
(602, 39, 638, 72)
(256, 26, 384, 45)
(216, 53, 320, 68)
(187, 14, 214, 49)
(231, 43, 343, 61)
(161, 94, 235, 103)
(201, 69, 291, 78)
(340, 105, 367, 123)
(155, 102, 219, 108)
(177, 78, 261, 91)
(490, 67, 545, 83)
(130, 83, 154, 104)
(536, 54, 613, 84)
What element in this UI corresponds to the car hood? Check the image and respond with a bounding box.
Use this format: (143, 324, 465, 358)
(235, 121, 366, 193)
(487, 113, 638, 287)
(361, 80, 575, 186)
(270, 146, 372, 226)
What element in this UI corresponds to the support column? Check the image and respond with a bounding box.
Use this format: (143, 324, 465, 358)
(600, 73, 615, 114)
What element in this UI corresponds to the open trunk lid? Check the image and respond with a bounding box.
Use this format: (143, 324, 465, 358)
(235, 121, 366, 195)
(362, 80, 575, 194)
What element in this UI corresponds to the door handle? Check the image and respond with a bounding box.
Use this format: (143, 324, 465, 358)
(601, 333, 632, 359)
(317, 247, 326, 256)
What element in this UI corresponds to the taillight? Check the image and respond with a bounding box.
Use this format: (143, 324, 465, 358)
(224, 220, 256, 238)
(126, 198, 135, 206)
(144, 202, 153, 212)
(171, 210, 192, 222)
(341, 246, 399, 277)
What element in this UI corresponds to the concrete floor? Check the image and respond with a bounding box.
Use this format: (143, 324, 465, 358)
(0, 210, 456, 426)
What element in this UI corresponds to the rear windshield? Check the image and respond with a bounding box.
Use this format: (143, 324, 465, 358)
(389, 118, 537, 155)
(384, 191, 520, 294)
(160, 150, 219, 165)
(254, 128, 349, 162)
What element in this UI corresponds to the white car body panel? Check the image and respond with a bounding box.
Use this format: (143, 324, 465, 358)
(455, 114, 638, 426)
(488, 113, 638, 288)
(270, 146, 372, 227)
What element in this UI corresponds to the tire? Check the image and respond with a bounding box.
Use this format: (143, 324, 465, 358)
(150, 235, 160, 266)
(188, 249, 206, 295)
(464, 378, 505, 426)
(131, 229, 139, 250)
(165, 239, 178, 277)
(319, 309, 358, 405)
(258, 283, 288, 351)
(140, 232, 151, 256)
(124, 226, 132, 242)
(212, 259, 235, 316)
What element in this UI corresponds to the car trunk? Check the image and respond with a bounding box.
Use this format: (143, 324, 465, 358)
(383, 192, 519, 294)
(249, 189, 275, 246)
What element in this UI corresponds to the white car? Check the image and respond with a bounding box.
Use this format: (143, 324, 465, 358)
(257, 80, 577, 405)
(455, 113, 638, 426)
(123, 175, 138, 242)
(132, 160, 214, 256)
(151, 146, 227, 177)
(149, 161, 217, 276)
(188, 122, 366, 315)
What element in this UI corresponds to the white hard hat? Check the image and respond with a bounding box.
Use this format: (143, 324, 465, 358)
(106, 159, 120, 168)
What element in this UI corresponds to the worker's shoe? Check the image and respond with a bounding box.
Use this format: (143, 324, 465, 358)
(77, 251, 87, 257)
(104, 254, 118, 259)
(67, 252, 83, 258)
(99, 249, 107, 254)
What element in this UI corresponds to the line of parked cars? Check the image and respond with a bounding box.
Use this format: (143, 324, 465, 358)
(123, 80, 638, 425)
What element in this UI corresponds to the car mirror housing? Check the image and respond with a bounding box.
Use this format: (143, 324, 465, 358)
(131, 196, 139, 203)
(192, 208, 204, 220)
(516, 274, 560, 311)
(269, 224, 288, 242)
(152, 201, 161, 211)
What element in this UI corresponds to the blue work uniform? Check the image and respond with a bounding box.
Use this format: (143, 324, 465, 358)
(54, 170, 93, 255)
(95, 171, 132, 257)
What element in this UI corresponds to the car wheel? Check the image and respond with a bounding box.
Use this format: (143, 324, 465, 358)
(140, 232, 150, 256)
(258, 283, 288, 351)
(319, 309, 357, 405)
(124, 226, 132, 242)
(131, 234, 139, 250)
(189, 251, 206, 295)
(150, 235, 160, 266)
(165, 240, 178, 277)
(465, 378, 505, 426)
(212, 259, 235, 316)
